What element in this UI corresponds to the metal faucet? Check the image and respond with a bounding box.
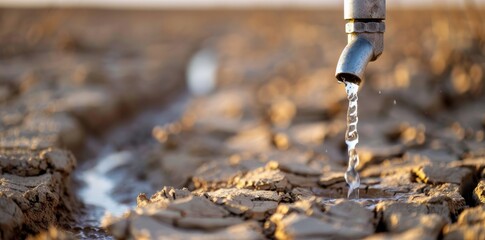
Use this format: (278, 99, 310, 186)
(336, 0, 386, 84)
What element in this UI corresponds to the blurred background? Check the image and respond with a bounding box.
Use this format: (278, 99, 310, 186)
(0, 0, 483, 126)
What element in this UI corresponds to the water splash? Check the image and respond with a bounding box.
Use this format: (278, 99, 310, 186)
(344, 82, 360, 198)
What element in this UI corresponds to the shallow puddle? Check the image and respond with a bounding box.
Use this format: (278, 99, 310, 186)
(317, 186, 409, 210)
(313, 176, 414, 210)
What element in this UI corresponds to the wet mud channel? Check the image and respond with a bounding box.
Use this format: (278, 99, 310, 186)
(74, 93, 189, 239)
(1, 8, 485, 240)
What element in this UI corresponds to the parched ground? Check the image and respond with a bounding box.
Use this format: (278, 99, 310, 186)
(1, 8, 485, 240)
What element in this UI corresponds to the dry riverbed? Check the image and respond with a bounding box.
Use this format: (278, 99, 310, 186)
(1, 8, 485, 240)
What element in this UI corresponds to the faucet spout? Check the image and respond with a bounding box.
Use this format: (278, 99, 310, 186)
(335, 0, 386, 84)
(336, 37, 374, 84)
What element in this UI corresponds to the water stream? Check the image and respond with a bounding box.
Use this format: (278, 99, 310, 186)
(344, 82, 360, 198)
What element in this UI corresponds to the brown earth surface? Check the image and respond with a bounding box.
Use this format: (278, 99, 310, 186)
(0, 7, 485, 240)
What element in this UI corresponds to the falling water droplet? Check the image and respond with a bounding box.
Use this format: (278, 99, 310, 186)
(378, 90, 382, 94)
(393, 99, 396, 105)
(343, 82, 360, 198)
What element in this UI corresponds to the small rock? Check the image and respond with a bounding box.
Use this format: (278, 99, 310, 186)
(101, 213, 130, 239)
(192, 157, 264, 189)
(272, 200, 374, 239)
(233, 167, 290, 191)
(206, 188, 280, 219)
(412, 165, 472, 184)
(291, 187, 315, 201)
(272, 133, 290, 150)
(473, 180, 485, 204)
(103, 211, 263, 239)
(0, 147, 77, 237)
(40, 148, 76, 174)
(167, 195, 229, 218)
(376, 201, 451, 232)
(137, 187, 191, 208)
(409, 183, 466, 218)
(365, 214, 447, 240)
(443, 205, 485, 240)
(318, 172, 345, 187)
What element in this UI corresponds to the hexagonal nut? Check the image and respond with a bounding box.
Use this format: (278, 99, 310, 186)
(346, 22, 385, 33)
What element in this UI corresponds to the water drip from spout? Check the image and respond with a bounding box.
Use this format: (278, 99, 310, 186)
(344, 81, 360, 198)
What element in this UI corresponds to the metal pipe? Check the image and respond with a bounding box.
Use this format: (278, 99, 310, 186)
(336, 0, 386, 84)
(336, 37, 374, 84)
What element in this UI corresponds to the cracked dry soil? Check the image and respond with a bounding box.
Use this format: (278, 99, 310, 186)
(1, 8, 485, 240)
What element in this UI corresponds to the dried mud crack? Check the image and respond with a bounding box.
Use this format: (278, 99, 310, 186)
(1, 8, 485, 240)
